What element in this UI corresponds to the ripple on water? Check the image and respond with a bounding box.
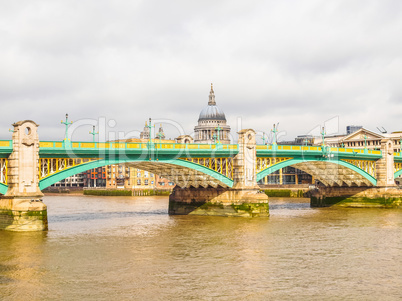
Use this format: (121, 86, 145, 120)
(0, 195, 400, 300)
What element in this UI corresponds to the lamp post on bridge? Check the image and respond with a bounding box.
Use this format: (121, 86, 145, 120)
(262, 132, 267, 145)
(399, 136, 402, 157)
(320, 127, 326, 147)
(215, 125, 222, 144)
(156, 128, 164, 161)
(363, 134, 368, 154)
(271, 123, 278, 150)
(212, 132, 217, 144)
(89, 126, 98, 143)
(146, 118, 155, 160)
(321, 126, 331, 158)
(303, 138, 308, 147)
(61, 114, 73, 147)
(156, 128, 163, 147)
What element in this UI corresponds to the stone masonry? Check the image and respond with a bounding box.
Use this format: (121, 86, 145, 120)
(376, 139, 396, 187)
(0, 120, 47, 231)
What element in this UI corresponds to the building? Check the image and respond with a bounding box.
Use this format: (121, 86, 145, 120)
(155, 175, 175, 189)
(84, 167, 106, 188)
(258, 166, 313, 185)
(106, 165, 151, 189)
(105, 165, 175, 190)
(194, 84, 231, 144)
(317, 127, 402, 153)
(176, 135, 193, 144)
(294, 135, 314, 146)
(156, 124, 165, 139)
(50, 173, 85, 188)
(140, 121, 150, 139)
(139, 121, 166, 141)
(280, 135, 315, 146)
(346, 125, 362, 135)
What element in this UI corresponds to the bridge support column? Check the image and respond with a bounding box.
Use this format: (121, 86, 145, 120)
(0, 120, 47, 231)
(169, 129, 269, 217)
(376, 139, 396, 187)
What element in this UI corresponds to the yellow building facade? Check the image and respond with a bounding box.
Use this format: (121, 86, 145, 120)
(106, 165, 156, 189)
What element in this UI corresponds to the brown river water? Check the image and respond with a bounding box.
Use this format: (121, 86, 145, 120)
(0, 196, 401, 300)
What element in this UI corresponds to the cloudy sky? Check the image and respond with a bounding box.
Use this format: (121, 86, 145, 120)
(1, 0, 401, 143)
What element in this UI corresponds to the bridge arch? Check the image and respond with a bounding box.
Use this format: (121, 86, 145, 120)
(39, 158, 234, 191)
(394, 169, 402, 179)
(256, 158, 377, 187)
(0, 183, 7, 195)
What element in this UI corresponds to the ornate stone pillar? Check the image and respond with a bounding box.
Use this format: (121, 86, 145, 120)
(232, 129, 260, 189)
(0, 120, 47, 231)
(376, 139, 396, 187)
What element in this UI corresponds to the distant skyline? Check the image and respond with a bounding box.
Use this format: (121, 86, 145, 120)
(1, 0, 402, 143)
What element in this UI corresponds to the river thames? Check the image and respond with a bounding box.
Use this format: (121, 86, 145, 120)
(0, 195, 401, 300)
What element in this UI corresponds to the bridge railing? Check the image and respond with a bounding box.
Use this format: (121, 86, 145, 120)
(38, 141, 239, 151)
(0, 140, 12, 157)
(0, 139, 384, 159)
(256, 144, 382, 158)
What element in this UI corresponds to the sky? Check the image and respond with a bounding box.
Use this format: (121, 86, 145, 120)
(1, 0, 402, 143)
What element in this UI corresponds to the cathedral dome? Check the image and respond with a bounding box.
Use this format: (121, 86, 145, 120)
(197, 84, 227, 122)
(194, 84, 231, 144)
(198, 105, 226, 121)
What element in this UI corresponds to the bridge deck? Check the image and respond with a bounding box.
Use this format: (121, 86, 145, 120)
(1, 139, 400, 192)
(0, 140, 384, 160)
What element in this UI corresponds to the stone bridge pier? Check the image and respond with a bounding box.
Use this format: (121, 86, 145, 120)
(169, 129, 269, 217)
(376, 139, 396, 187)
(0, 120, 47, 231)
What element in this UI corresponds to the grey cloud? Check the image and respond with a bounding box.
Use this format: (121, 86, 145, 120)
(0, 0, 401, 142)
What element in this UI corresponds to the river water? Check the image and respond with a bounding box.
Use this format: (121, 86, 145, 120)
(0, 196, 401, 300)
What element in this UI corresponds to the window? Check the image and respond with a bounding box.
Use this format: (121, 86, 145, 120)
(137, 172, 141, 178)
(137, 179, 141, 185)
(168, 182, 174, 186)
(145, 179, 148, 185)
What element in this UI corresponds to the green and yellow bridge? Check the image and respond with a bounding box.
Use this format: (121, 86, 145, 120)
(2, 120, 402, 231)
(2, 137, 400, 195)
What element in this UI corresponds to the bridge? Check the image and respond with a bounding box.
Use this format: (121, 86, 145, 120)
(0, 120, 401, 231)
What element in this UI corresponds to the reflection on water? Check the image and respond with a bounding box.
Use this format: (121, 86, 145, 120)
(1, 196, 401, 300)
